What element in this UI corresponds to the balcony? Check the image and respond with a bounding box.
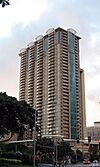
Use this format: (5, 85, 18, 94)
(48, 46, 55, 51)
(48, 62, 55, 67)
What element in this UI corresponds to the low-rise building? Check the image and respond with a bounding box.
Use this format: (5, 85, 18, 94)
(87, 122, 100, 141)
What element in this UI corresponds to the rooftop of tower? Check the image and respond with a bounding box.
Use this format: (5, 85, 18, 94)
(19, 27, 81, 54)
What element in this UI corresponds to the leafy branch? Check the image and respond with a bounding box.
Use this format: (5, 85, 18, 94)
(0, 0, 10, 7)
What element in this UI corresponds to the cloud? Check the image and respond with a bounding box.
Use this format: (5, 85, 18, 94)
(0, 0, 100, 126)
(0, 0, 48, 37)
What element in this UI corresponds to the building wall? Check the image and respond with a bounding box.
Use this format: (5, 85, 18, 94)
(87, 122, 100, 141)
(80, 69, 87, 139)
(19, 27, 86, 140)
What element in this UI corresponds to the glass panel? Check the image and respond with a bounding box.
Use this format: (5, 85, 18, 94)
(68, 32, 77, 139)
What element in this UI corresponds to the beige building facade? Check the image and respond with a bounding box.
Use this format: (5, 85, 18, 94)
(19, 27, 86, 140)
(80, 69, 87, 139)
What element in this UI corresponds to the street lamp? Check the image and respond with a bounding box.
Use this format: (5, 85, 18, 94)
(43, 134, 63, 166)
(33, 109, 37, 167)
(54, 137, 60, 166)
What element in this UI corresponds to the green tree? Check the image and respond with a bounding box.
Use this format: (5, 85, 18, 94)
(76, 149, 83, 162)
(0, 92, 36, 142)
(36, 137, 54, 153)
(36, 137, 54, 163)
(36, 138, 76, 163)
(58, 140, 73, 160)
(0, 0, 10, 7)
(90, 144, 99, 161)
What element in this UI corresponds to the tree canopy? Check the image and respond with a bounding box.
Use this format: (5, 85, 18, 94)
(36, 137, 76, 163)
(0, 92, 35, 142)
(0, 0, 10, 7)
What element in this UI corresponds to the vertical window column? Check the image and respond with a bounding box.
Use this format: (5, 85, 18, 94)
(68, 32, 77, 139)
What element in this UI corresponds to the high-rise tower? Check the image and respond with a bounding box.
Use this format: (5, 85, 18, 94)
(19, 27, 86, 140)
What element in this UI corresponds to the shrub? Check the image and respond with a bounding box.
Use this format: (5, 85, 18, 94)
(0, 152, 22, 160)
(41, 153, 52, 163)
(0, 158, 22, 166)
(21, 154, 33, 165)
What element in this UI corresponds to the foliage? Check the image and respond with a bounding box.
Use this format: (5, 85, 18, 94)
(36, 138, 84, 164)
(36, 137, 54, 163)
(36, 137, 76, 164)
(76, 149, 83, 162)
(21, 154, 33, 165)
(0, 152, 22, 160)
(0, 152, 33, 166)
(16, 144, 28, 154)
(90, 144, 99, 161)
(41, 153, 52, 163)
(0, 143, 18, 152)
(0, 152, 17, 159)
(0, 157, 22, 166)
(36, 137, 54, 153)
(0, 0, 10, 7)
(0, 92, 36, 142)
(57, 140, 72, 159)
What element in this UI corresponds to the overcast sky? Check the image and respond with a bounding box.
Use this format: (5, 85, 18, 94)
(0, 0, 100, 126)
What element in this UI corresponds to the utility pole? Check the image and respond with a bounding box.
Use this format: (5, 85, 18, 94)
(33, 109, 36, 167)
(42, 135, 63, 166)
(88, 136, 91, 159)
(55, 140, 58, 166)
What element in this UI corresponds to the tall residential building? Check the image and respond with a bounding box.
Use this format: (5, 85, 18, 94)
(19, 27, 86, 140)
